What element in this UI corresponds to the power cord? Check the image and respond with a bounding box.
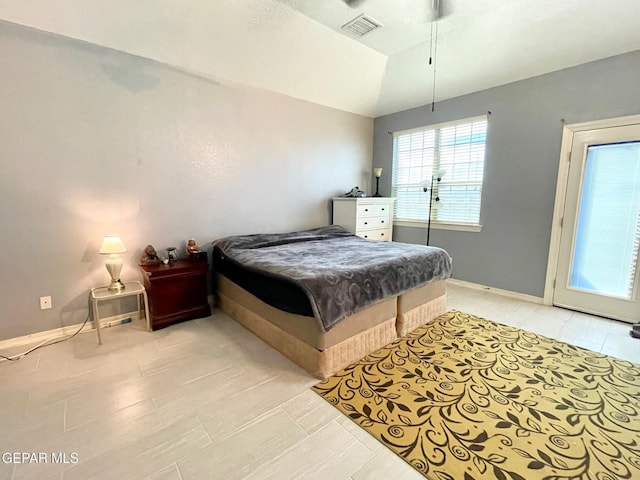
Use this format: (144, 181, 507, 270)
(0, 292, 92, 362)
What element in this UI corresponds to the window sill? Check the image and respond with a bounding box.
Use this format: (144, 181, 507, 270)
(394, 220, 483, 233)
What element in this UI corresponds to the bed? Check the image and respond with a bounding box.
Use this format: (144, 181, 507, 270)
(212, 225, 452, 379)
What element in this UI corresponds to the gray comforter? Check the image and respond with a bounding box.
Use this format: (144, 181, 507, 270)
(213, 225, 452, 331)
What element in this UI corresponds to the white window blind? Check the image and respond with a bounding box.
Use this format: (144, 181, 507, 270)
(570, 142, 640, 299)
(391, 115, 488, 226)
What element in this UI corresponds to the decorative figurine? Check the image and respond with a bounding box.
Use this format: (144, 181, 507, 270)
(186, 238, 207, 261)
(167, 247, 178, 262)
(140, 245, 161, 265)
(186, 238, 200, 256)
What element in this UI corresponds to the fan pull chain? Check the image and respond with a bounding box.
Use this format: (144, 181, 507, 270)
(431, 19, 438, 112)
(428, 0, 439, 112)
(428, 13, 434, 65)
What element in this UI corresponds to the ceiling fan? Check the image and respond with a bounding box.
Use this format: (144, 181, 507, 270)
(341, 0, 452, 23)
(342, 0, 367, 6)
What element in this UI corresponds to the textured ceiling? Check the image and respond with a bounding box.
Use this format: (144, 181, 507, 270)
(0, 0, 639, 117)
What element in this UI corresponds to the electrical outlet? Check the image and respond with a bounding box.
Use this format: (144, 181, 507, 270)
(40, 296, 52, 310)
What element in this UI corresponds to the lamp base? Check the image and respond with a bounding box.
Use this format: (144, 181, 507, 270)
(105, 254, 125, 292)
(373, 177, 381, 197)
(107, 279, 126, 292)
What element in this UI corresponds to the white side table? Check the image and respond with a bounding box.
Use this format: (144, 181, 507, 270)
(90, 281, 151, 344)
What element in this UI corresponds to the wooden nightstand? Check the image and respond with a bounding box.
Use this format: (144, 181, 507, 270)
(140, 259, 211, 330)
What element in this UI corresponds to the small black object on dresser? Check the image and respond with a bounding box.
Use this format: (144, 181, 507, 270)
(188, 250, 208, 262)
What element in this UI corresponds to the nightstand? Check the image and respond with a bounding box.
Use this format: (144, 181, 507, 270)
(90, 281, 151, 345)
(140, 259, 211, 330)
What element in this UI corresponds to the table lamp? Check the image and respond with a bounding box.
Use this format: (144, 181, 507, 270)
(99, 235, 127, 291)
(373, 167, 383, 197)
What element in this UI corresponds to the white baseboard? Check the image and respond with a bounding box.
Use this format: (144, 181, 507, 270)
(447, 278, 544, 304)
(0, 312, 142, 353)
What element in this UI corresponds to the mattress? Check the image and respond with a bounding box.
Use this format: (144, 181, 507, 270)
(396, 281, 448, 337)
(216, 274, 448, 378)
(212, 246, 312, 317)
(211, 226, 451, 377)
(213, 225, 452, 331)
(216, 274, 398, 379)
(216, 274, 396, 350)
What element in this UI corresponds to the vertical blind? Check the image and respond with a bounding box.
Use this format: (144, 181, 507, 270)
(392, 115, 488, 225)
(570, 141, 640, 299)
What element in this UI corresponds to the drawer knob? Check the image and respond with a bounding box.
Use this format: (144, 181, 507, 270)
(365, 208, 369, 212)
(382, 208, 385, 211)
(381, 220, 384, 224)
(364, 221, 368, 225)
(381, 233, 385, 236)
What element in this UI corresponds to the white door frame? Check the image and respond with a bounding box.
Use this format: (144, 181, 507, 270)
(543, 113, 640, 306)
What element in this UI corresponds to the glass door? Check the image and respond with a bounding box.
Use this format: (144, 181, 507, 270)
(554, 125, 640, 323)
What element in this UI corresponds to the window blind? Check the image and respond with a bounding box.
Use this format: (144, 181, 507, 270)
(570, 141, 640, 299)
(392, 115, 488, 226)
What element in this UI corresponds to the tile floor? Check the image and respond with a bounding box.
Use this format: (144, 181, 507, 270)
(1, 283, 638, 480)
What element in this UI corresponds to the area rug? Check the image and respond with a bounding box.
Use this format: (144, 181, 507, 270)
(312, 310, 640, 480)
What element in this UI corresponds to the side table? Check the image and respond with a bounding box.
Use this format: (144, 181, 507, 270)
(90, 281, 151, 344)
(140, 259, 211, 330)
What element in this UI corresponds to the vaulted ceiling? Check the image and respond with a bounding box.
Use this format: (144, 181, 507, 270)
(1, 0, 639, 117)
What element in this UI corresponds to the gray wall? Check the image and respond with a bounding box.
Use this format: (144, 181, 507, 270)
(374, 50, 640, 298)
(0, 21, 373, 341)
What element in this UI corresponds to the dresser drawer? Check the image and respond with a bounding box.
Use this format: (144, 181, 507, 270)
(357, 228, 392, 241)
(356, 215, 390, 231)
(357, 204, 392, 218)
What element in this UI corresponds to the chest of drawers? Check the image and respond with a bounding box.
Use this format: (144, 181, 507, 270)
(140, 259, 211, 330)
(332, 197, 394, 241)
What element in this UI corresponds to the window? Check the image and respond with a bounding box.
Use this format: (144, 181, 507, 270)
(391, 115, 488, 230)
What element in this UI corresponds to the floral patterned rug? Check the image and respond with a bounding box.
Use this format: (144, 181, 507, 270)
(312, 310, 640, 479)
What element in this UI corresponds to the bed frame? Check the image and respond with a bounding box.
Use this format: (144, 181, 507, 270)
(216, 274, 447, 379)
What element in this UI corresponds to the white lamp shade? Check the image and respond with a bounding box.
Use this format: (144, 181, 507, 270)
(373, 168, 383, 178)
(99, 235, 127, 255)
